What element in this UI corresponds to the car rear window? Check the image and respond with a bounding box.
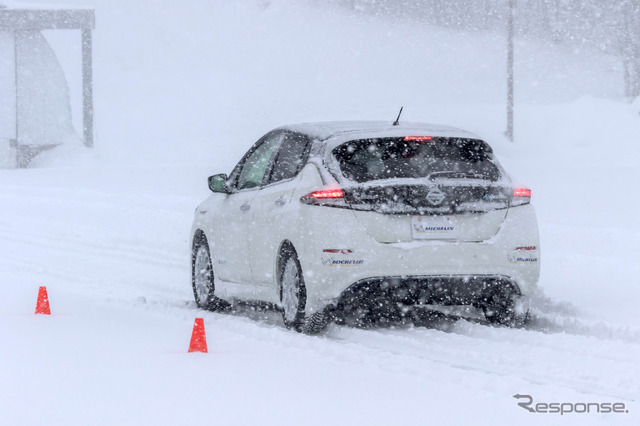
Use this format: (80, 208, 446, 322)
(332, 137, 501, 183)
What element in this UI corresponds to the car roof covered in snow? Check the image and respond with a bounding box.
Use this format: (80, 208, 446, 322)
(279, 121, 481, 144)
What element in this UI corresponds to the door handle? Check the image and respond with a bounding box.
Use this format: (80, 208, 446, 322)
(240, 202, 250, 211)
(274, 197, 286, 206)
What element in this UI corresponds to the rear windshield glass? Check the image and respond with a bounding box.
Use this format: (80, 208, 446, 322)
(333, 137, 501, 183)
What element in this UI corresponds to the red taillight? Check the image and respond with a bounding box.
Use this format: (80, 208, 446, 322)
(513, 187, 532, 197)
(308, 188, 344, 199)
(404, 136, 432, 141)
(300, 187, 346, 206)
(511, 187, 532, 207)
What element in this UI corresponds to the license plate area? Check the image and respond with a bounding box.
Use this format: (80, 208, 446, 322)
(411, 215, 459, 240)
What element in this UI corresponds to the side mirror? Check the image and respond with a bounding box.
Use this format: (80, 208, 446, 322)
(208, 173, 230, 193)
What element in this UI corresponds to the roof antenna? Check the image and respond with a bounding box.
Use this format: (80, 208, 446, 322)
(392, 106, 403, 126)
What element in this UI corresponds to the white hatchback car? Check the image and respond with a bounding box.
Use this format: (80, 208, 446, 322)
(191, 121, 540, 333)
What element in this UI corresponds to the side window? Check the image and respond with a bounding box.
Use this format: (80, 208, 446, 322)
(267, 133, 311, 185)
(236, 132, 283, 190)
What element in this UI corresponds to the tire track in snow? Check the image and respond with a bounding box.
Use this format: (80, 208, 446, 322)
(327, 323, 639, 401)
(3, 174, 638, 408)
(0, 226, 185, 270)
(0, 227, 191, 304)
(120, 293, 640, 402)
(3, 218, 637, 403)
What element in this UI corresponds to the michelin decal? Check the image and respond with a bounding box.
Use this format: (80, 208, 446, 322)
(321, 257, 364, 266)
(508, 248, 539, 264)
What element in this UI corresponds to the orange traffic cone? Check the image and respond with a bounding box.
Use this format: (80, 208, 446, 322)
(188, 318, 208, 353)
(35, 286, 51, 315)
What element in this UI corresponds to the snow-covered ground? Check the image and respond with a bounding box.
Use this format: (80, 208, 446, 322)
(1, 1, 639, 425)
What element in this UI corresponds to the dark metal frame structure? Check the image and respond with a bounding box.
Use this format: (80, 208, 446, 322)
(0, 9, 95, 166)
(506, 0, 514, 142)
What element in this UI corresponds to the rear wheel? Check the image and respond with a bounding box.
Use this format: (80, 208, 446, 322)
(278, 245, 307, 331)
(482, 292, 524, 327)
(301, 309, 333, 335)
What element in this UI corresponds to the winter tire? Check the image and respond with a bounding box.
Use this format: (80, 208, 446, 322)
(301, 308, 333, 335)
(278, 244, 307, 331)
(482, 292, 520, 326)
(192, 234, 229, 311)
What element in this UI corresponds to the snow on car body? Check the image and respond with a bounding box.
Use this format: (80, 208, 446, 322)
(191, 121, 540, 332)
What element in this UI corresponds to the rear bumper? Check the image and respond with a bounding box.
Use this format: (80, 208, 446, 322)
(295, 204, 540, 314)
